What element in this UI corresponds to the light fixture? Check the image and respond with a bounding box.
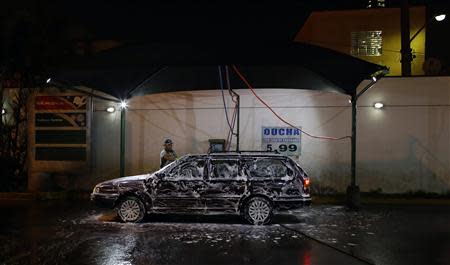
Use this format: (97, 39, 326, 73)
(372, 76, 377, 82)
(106, 107, 115, 113)
(435, 14, 446, 22)
(1, 108, 5, 115)
(348, 99, 352, 104)
(374, 102, 384, 109)
(46, 78, 52, 84)
(120, 101, 128, 109)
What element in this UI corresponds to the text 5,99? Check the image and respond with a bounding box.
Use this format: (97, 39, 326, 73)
(266, 144, 297, 153)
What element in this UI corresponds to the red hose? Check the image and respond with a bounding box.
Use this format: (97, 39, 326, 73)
(231, 65, 351, 141)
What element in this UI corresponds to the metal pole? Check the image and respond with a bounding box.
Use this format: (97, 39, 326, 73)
(409, 23, 426, 44)
(351, 95, 357, 187)
(401, 0, 412, 76)
(236, 95, 240, 152)
(346, 94, 360, 209)
(347, 79, 379, 209)
(120, 108, 126, 177)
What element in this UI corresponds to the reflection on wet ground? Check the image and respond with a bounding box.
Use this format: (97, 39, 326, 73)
(1, 201, 449, 265)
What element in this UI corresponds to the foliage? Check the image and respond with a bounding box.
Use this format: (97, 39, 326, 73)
(0, 72, 30, 191)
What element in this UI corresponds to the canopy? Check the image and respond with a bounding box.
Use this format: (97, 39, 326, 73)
(51, 42, 388, 99)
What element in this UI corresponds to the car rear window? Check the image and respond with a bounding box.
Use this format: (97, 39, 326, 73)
(248, 158, 288, 178)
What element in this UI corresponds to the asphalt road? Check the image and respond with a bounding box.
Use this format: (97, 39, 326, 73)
(0, 201, 449, 265)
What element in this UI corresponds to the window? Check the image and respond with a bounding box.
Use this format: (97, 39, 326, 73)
(367, 0, 385, 8)
(249, 159, 289, 178)
(170, 159, 205, 179)
(351, 31, 382, 56)
(210, 160, 238, 179)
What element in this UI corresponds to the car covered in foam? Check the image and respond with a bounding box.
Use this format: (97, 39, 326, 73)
(91, 152, 311, 225)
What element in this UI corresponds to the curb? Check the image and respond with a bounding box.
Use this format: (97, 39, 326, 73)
(0, 192, 90, 201)
(313, 195, 450, 206)
(0, 193, 37, 200)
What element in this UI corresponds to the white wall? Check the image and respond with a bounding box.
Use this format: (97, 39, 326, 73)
(357, 77, 450, 193)
(90, 77, 450, 194)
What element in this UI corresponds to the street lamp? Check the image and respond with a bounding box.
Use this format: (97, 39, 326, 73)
(409, 13, 446, 44)
(347, 69, 388, 209)
(435, 14, 446, 22)
(374, 102, 384, 109)
(120, 101, 128, 109)
(401, 2, 447, 76)
(106, 107, 116, 113)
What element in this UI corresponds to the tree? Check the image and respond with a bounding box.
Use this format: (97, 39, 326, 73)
(0, 74, 30, 191)
(0, 1, 71, 191)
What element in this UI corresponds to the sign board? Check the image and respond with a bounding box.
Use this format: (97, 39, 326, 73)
(261, 126, 301, 156)
(35, 96, 88, 110)
(35, 113, 86, 127)
(34, 95, 89, 161)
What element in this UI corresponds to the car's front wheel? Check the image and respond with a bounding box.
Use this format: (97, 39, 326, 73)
(243, 196, 273, 225)
(117, 196, 145, 223)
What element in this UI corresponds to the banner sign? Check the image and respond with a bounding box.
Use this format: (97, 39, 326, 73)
(34, 95, 89, 161)
(35, 113, 86, 127)
(35, 96, 88, 110)
(261, 126, 301, 156)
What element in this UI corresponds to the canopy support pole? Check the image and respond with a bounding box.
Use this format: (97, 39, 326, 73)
(351, 95, 357, 188)
(236, 94, 240, 152)
(120, 108, 126, 177)
(347, 79, 378, 210)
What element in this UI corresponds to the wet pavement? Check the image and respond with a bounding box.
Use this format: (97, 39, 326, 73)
(0, 201, 449, 265)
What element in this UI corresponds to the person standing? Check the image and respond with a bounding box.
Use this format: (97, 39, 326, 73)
(160, 139, 177, 168)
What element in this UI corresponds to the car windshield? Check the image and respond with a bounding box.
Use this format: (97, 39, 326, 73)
(152, 155, 188, 175)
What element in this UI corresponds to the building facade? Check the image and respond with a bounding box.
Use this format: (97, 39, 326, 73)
(296, 6, 426, 76)
(27, 77, 450, 194)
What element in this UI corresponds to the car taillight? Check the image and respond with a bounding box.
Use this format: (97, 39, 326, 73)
(303, 178, 310, 188)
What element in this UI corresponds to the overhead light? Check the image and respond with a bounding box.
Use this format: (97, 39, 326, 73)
(372, 76, 377, 82)
(106, 107, 115, 113)
(435, 14, 446, 22)
(46, 78, 52, 84)
(374, 102, 384, 109)
(120, 101, 128, 109)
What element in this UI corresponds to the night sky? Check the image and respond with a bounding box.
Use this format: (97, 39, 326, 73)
(1, 0, 450, 74)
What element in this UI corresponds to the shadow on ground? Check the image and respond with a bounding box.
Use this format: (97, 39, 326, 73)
(96, 211, 302, 225)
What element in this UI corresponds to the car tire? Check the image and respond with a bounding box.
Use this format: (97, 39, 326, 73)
(117, 196, 145, 223)
(243, 196, 273, 225)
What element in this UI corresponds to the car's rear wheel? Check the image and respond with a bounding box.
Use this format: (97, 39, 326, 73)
(117, 196, 145, 223)
(244, 197, 273, 225)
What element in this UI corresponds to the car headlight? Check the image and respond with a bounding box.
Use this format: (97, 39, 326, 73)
(92, 186, 100, 194)
(93, 186, 117, 194)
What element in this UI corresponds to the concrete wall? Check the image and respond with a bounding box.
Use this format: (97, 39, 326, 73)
(88, 77, 450, 194)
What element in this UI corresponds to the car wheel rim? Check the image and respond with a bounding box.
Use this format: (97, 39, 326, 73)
(248, 200, 270, 223)
(119, 200, 141, 221)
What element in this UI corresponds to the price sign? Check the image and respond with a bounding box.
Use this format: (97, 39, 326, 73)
(261, 126, 301, 156)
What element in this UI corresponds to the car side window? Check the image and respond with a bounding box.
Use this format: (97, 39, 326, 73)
(210, 160, 238, 179)
(250, 158, 289, 178)
(168, 159, 205, 180)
